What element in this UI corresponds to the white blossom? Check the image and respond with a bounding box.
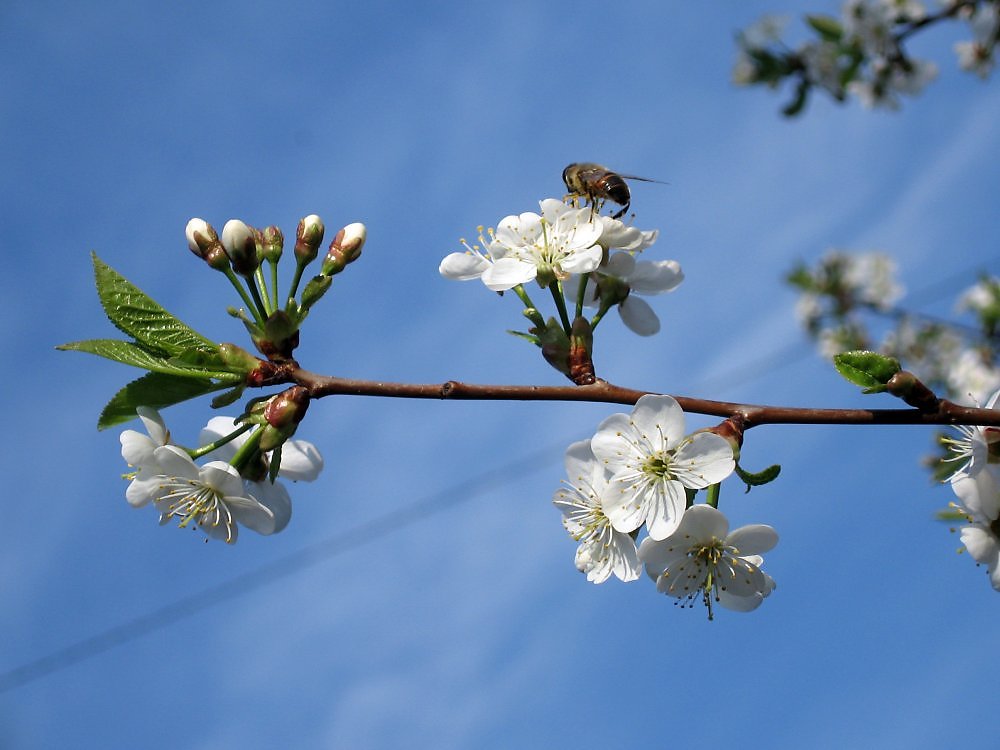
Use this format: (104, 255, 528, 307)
(638, 504, 778, 619)
(480, 199, 603, 291)
(590, 394, 735, 540)
(147, 445, 278, 544)
(951, 465, 1000, 591)
(553, 441, 641, 584)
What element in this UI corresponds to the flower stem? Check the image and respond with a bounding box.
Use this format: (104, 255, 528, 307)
(575, 272, 590, 320)
(223, 268, 265, 326)
(550, 282, 572, 335)
(705, 483, 721, 509)
(229, 427, 264, 474)
(189, 422, 255, 460)
(255, 266, 273, 316)
(246, 276, 270, 322)
(269, 260, 280, 312)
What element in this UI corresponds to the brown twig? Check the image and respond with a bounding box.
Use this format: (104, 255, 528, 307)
(289, 369, 1000, 429)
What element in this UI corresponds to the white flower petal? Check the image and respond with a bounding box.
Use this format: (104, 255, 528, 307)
(643, 480, 687, 540)
(136, 407, 169, 446)
(628, 259, 684, 295)
(678, 503, 729, 541)
(630, 394, 686, 451)
(439, 252, 490, 280)
(481, 257, 537, 291)
(726, 524, 779, 556)
(228, 490, 278, 535)
(559, 243, 603, 275)
(960, 525, 1000, 566)
(605, 251, 636, 277)
(153, 445, 200, 479)
(671, 433, 736, 488)
(619, 296, 660, 336)
(277, 439, 324, 481)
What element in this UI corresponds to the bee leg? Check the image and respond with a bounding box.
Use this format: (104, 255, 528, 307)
(611, 201, 629, 220)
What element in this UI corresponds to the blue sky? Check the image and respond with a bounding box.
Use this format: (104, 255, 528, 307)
(4, 1, 1000, 748)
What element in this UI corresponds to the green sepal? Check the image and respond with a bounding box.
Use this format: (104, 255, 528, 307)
(211, 382, 247, 409)
(506, 329, 540, 345)
(98, 371, 227, 430)
(805, 14, 843, 42)
(735, 462, 782, 493)
(91, 252, 215, 355)
(58, 338, 241, 381)
(268, 444, 283, 483)
(833, 350, 901, 393)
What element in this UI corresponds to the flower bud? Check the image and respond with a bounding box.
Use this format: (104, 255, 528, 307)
(321, 222, 367, 276)
(294, 214, 325, 266)
(221, 219, 260, 277)
(185, 218, 218, 258)
(260, 386, 311, 451)
(185, 218, 231, 271)
(262, 225, 284, 263)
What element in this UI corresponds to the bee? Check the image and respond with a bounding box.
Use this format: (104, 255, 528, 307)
(562, 162, 666, 219)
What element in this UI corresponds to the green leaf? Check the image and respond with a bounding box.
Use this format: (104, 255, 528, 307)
(92, 252, 216, 355)
(98, 372, 227, 430)
(58, 338, 241, 381)
(833, 350, 901, 392)
(168, 345, 239, 373)
(806, 14, 843, 42)
(735, 463, 782, 492)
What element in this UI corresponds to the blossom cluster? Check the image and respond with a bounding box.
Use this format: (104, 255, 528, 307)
(791, 252, 1000, 405)
(733, 0, 998, 114)
(439, 198, 682, 337)
(552, 394, 778, 618)
(947, 389, 1000, 589)
(120, 407, 323, 543)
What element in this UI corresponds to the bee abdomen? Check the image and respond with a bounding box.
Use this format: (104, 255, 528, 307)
(600, 173, 630, 207)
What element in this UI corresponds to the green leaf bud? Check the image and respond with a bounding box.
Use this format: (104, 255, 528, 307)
(886, 370, 939, 411)
(832, 350, 901, 393)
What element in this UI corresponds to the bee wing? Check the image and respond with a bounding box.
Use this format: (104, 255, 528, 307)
(617, 174, 669, 185)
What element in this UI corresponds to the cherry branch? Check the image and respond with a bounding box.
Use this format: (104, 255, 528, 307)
(289, 369, 1000, 429)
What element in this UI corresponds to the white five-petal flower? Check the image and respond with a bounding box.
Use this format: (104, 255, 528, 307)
(553, 440, 641, 584)
(148, 445, 277, 544)
(638, 504, 778, 619)
(591, 394, 736, 540)
(449, 199, 602, 292)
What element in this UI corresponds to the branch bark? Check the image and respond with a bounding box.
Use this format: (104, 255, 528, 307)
(290, 369, 1000, 429)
